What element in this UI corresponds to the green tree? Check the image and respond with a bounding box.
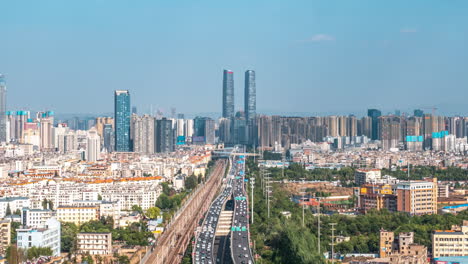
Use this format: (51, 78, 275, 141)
(97, 194, 102, 200)
(5, 203, 11, 216)
(25, 247, 53, 260)
(155, 194, 172, 210)
(6, 245, 25, 264)
(131, 205, 143, 214)
(61, 222, 79, 253)
(81, 253, 94, 264)
(184, 175, 198, 190)
(42, 198, 48, 209)
(146, 207, 161, 219)
(10, 221, 21, 243)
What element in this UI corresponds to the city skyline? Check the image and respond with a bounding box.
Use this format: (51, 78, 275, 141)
(1, 1, 468, 115)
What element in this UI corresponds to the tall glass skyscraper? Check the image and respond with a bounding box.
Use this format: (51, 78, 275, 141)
(367, 108, 382, 140)
(222, 70, 234, 118)
(155, 118, 174, 153)
(0, 75, 6, 143)
(244, 70, 256, 121)
(114, 90, 131, 152)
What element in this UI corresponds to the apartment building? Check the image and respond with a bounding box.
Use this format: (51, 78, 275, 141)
(379, 230, 428, 264)
(77, 232, 112, 255)
(57, 205, 99, 225)
(21, 208, 52, 228)
(355, 169, 382, 186)
(0, 220, 10, 257)
(71, 200, 121, 226)
(357, 184, 397, 213)
(395, 179, 438, 215)
(0, 197, 30, 218)
(432, 220, 468, 258)
(16, 218, 61, 256)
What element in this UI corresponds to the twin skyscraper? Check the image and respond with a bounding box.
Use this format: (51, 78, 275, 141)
(220, 69, 257, 146)
(222, 69, 256, 121)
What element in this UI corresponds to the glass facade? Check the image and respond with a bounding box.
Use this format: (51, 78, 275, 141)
(244, 70, 256, 121)
(222, 70, 234, 118)
(114, 90, 131, 152)
(155, 118, 174, 153)
(367, 109, 381, 140)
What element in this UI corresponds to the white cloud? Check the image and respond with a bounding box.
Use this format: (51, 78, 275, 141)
(400, 28, 418, 33)
(302, 34, 335, 43)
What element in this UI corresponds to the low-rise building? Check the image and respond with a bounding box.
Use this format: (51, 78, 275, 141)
(355, 169, 382, 186)
(395, 179, 438, 215)
(0, 220, 11, 257)
(21, 208, 53, 228)
(16, 218, 61, 256)
(57, 205, 99, 225)
(77, 232, 112, 255)
(378, 230, 428, 264)
(0, 197, 30, 218)
(432, 220, 468, 258)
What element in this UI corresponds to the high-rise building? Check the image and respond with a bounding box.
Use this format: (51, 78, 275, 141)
(0, 75, 6, 143)
(379, 116, 401, 150)
(103, 123, 114, 152)
(132, 115, 155, 154)
(132, 106, 137, 115)
(176, 119, 185, 137)
(218, 118, 232, 144)
(185, 119, 194, 141)
(414, 109, 424, 117)
(39, 112, 54, 150)
(360, 116, 372, 138)
(244, 70, 256, 121)
(155, 118, 174, 153)
(368, 109, 382, 140)
(114, 90, 131, 152)
(95, 117, 113, 138)
(347, 115, 357, 137)
(193, 117, 215, 145)
(86, 128, 100, 162)
(222, 70, 234, 118)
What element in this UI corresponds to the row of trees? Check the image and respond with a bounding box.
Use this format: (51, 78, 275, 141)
(247, 158, 325, 263)
(382, 166, 468, 181)
(268, 162, 356, 184)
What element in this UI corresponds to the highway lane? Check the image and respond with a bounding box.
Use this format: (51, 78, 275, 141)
(230, 154, 254, 264)
(194, 156, 236, 264)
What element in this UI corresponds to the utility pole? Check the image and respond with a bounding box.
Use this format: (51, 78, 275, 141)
(329, 223, 337, 264)
(408, 162, 410, 179)
(300, 178, 306, 227)
(317, 198, 321, 255)
(250, 177, 255, 224)
(266, 173, 272, 218)
(281, 151, 286, 178)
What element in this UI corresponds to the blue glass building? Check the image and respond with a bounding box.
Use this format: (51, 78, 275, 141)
(244, 70, 256, 122)
(114, 90, 131, 152)
(367, 109, 381, 140)
(222, 70, 234, 118)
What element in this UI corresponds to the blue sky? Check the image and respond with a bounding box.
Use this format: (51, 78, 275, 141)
(1, 0, 468, 116)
